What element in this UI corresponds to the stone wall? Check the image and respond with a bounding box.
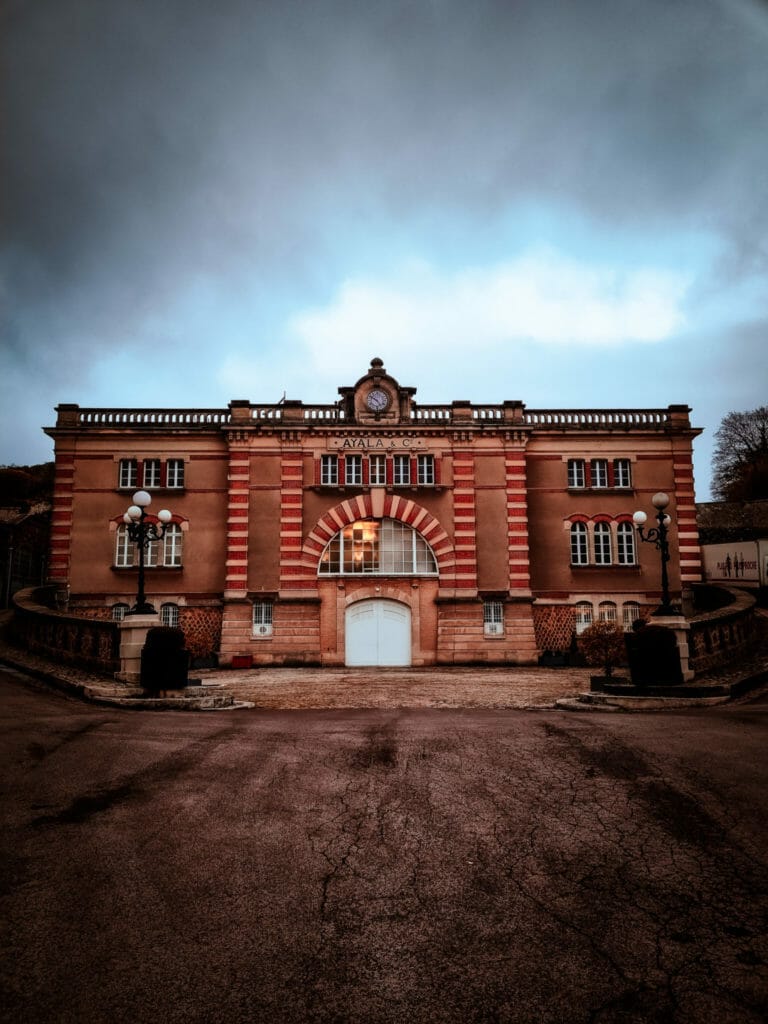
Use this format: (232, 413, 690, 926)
(12, 587, 120, 674)
(688, 585, 760, 674)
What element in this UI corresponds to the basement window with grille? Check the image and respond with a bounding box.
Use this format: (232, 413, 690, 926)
(483, 600, 505, 637)
(252, 600, 274, 637)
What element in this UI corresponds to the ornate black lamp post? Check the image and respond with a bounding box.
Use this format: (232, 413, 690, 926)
(123, 490, 172, 615)
(632, 491, 676, 615)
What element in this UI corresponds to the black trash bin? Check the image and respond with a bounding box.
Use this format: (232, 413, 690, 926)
(140, 626, 190, 690)
(625, 622, 683, 687)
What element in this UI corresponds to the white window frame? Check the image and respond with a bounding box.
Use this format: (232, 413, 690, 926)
(417, 454, 435, 486)
(112, 602, 129, 621)
(593, 522, 612, 565)
(320, 455, 338, 486)
(483, 600, 504, 636)
(598, 601, 618, 624)
(143, 459, 161, 488)
(575, 602, 593, 635)
(162, 523, 183, 567)
(345, 455, 363, 486)
(614, 459, 632, 489)
(568, 459, 586, 488)
(118, 459, 138, 489)
(591, 459, 609, 488)
(253, 600, 274, 637)
(115, 525, 135, 567)
(160, 603, 180, 628)
(369, 454, 387, 486)
(393, 454, 411, 486)
(617, 521, 636, 565)
(622, 602, 641, 631)
(166, 459, 185, 489)
(318, 518, 438, 576)
(570, 522, 588, 565)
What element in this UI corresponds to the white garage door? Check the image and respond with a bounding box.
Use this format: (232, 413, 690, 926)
(345, 600, 412, 667)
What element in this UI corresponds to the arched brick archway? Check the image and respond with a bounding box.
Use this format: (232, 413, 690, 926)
(299, 493, 456, 586)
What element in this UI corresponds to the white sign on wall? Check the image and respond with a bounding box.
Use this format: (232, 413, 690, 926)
(701, 542, 760, 583)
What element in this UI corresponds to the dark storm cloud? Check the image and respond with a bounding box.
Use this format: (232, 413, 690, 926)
(2, 0, 768, 385)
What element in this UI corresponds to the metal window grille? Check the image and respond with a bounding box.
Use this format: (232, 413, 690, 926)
(253, 601, 273, 636)
(575, 602, 593, 634)
(160, 603, 179, 628)
(111, 603, 129, 621)
(483, 600, 504, 636)
(599, 601, 617, 623)
(622, 602, 641, 631)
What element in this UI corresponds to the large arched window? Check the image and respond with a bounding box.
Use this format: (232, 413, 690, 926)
(318, 519, 438, 576)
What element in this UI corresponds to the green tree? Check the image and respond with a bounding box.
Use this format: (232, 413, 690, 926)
(712, 406, 768, 502)
(578, 620, 626, 679)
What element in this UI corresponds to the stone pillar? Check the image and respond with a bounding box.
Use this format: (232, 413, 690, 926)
(117, 614, 160, 684)
(650, 613, 694, 682)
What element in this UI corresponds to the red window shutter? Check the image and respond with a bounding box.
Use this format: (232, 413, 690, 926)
(585, 461, 592, 488)
(362, 458, 369, 486)
(607, 461, 615, 488)
(434, 458, 441, 487)
(314, 458, 321, 486)
(410, 456, 418, 485)
(386, 457, 393, 487)
(160, 460, 168, 488)
(338, 457, 345, 487)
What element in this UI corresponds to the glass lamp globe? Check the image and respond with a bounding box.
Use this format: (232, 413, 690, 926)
(651, 492, 670, 510)
(126, 505, 142, 520)
(132, 490, 152, 507)
(632, 511, 647, 526)
(123, 512, 134, 524)
(157, 509, 172, 524)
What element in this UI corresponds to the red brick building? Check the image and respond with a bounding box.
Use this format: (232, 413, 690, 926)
(44, 358, 702, 666)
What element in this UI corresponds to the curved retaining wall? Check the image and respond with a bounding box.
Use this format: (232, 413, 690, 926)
(688, 585, 760, 675)
(11, 587, 120, 675)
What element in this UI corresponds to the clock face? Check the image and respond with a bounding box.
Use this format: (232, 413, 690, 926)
(366, 389, 390, 412)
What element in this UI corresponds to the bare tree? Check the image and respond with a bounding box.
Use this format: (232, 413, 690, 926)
(712, 406, 768, 501)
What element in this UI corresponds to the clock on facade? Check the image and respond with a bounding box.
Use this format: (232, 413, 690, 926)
(366, 389, 390, 412)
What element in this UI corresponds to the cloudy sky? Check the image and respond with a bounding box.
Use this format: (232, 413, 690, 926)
(3, 0, 768, 499)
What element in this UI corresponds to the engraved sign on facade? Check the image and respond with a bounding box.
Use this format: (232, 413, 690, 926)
(329, 436, 426, 450)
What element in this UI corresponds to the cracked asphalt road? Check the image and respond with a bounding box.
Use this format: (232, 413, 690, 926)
(1, 667, 767, 1024)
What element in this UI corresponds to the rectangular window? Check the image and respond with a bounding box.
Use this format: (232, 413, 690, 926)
(567, 459, 586, 488)
(345, 455, 363, 486)
(594, 523, 612, 564)
(115, 526, 134, 567)
(614, 458, 632, 488)
(253, 600, 273, 637)
(591, 459, 608, 488)
(570, 523, 589, 565)
(369, 454, 387, 486)
(393, 454, 410, 486)
(143, 459, 161, 488)
(320, 455, 338, 486)
(617, 522, 636, 565)
(162, 524, 183, 566)
(417, 454, 435, 485)
(167, 459, 185, 488)
(118, 459, 138, 489)
(483, 600, 504, 636)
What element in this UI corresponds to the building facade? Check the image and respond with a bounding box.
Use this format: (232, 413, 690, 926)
(44, 358, 703, 666)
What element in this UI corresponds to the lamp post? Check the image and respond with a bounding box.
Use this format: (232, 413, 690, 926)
(632, 491, 676, 616)
(123, 490, 172, 615)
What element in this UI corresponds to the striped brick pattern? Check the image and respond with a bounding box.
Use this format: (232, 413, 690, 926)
(279, 455, 306, 590)
(506, 450, 532, 592)
(451, 453, 477, 589)
(673, 445, 702, 584)
(300, 494, 455, 585)
(224, 450, 250, 594)
(48, 452, 75, 584)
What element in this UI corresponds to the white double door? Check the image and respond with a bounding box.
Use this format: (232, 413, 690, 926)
(345, 599, 411, 667)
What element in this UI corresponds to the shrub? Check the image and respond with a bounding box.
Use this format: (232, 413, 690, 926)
(578, 621, 626, 679)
